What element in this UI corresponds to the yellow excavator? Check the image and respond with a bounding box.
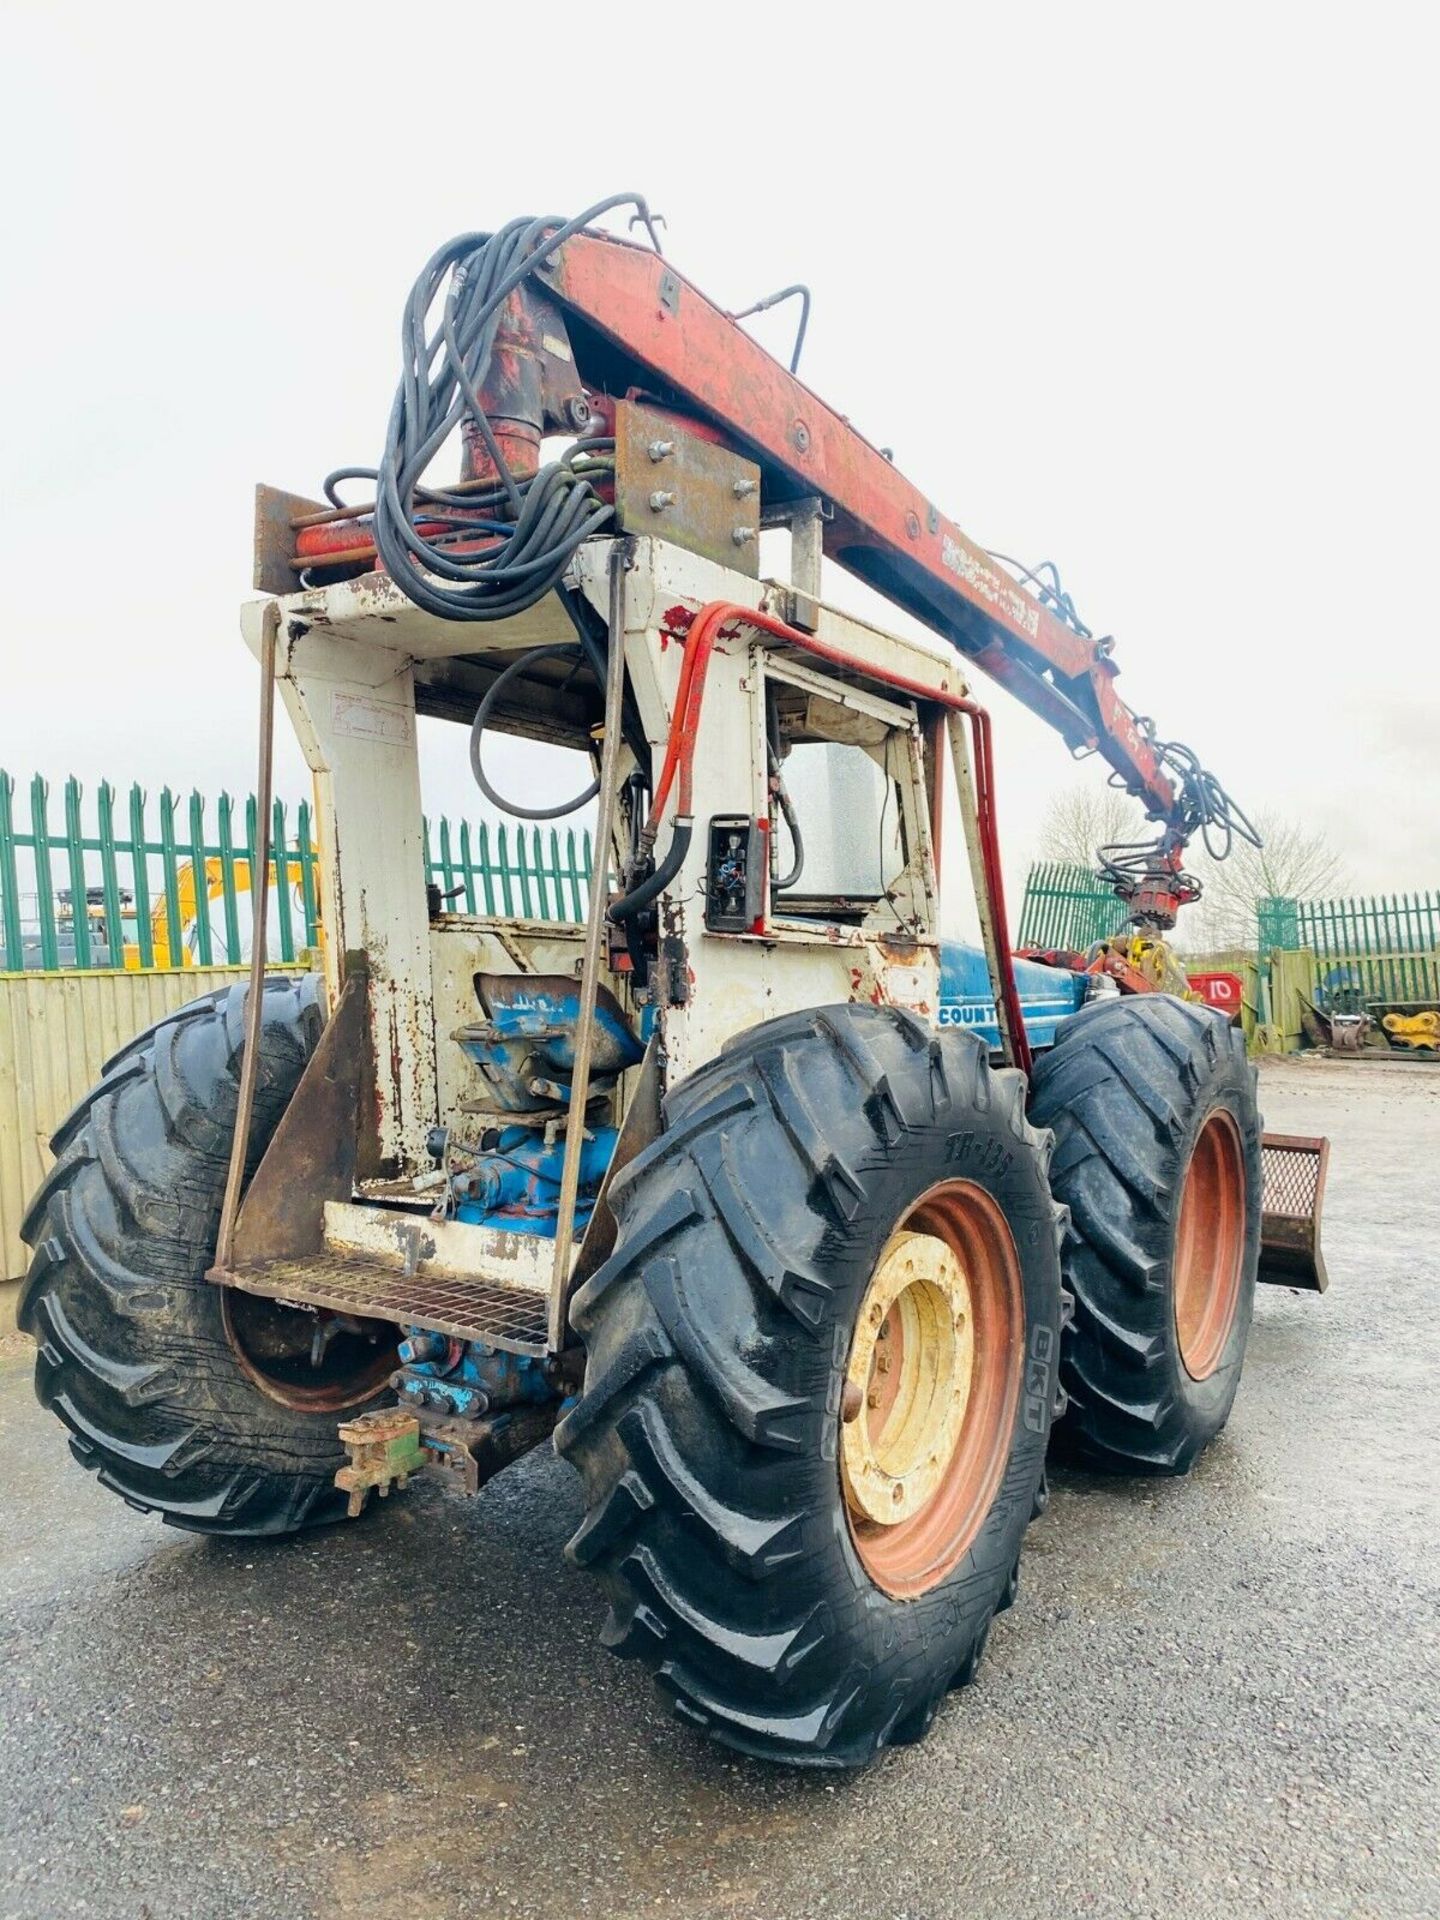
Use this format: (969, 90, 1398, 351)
(121, 857, 312, 968)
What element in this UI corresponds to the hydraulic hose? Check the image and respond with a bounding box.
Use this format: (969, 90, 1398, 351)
(606, 601, 728, 922)
(607, 819, 694, 923)
(465, 593, 650, 823)
(766, 734, 805, 891)
(369, 195, 661, 625)
(469, 645, 600, 821)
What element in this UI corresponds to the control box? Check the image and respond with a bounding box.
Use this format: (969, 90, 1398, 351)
(704, 816, 766, 932)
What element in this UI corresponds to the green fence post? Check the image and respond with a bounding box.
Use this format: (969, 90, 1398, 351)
(187, 790, 213, 966)
(477, 823, 497, 913)
(0, 772, 24, 969)
(530, 827, 548, 920)
(549, 829, 563, 922)
(563, 828, 581, 921)
(30, 775, 59, 971)
(243, 793, 260, 968)
(216, 793, 242, 963)
(271, 797, 295, 962)
(128, 785, 155, 969)
(96, 781, 126, 967)
(458, 819, 478, 915)
(63, 777, 92, 969)
(296, 799, 319, 950)
(158, 787, 186, 967)
(496, 824, 515, 916)
(438, 815, 457, 904)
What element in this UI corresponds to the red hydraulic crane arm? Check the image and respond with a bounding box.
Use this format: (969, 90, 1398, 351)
(538, 231, 1179, 831)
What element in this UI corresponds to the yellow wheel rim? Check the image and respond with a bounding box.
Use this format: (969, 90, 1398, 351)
(841, 1231, 974, 1526)
(841, 1182, 1023, 1599)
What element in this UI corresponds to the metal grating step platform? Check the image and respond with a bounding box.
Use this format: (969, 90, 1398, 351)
(223, 1254, 550, 1355)
(1258, 1132, 1330, 1294)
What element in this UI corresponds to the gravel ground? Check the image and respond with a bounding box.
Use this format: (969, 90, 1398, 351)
(1, 1057, 1436, 1920)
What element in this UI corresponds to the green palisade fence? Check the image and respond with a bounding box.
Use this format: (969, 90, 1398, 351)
(1262, 890, 1440, 1010)
(1017, 860, 1127, 953)
(0, 770, 592, 973)
(422, 814, 592, 925)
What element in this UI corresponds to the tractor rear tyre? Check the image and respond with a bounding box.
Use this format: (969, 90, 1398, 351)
(1028, 994, 1262, 1474)
(18, 976, 395, 1534)
(556, 1004, 1064, 1768)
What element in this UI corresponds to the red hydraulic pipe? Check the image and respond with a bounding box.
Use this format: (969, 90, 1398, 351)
(644, 601, 1032, 1073)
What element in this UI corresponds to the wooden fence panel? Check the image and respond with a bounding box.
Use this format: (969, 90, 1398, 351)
(0, 966, 311, 1287)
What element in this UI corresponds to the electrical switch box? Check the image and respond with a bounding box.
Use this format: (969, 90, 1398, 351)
(705, 816, 765, 932)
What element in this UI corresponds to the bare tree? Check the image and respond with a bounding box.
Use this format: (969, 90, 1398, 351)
(1036, 778, 1147, 871)
(1183, 812, 1348, 952)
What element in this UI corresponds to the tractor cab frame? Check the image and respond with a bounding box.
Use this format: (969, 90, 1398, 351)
(211, 514, 1015, 1405)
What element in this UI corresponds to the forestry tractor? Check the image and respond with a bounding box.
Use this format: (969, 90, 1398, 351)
(20, 197, 1329, 1768)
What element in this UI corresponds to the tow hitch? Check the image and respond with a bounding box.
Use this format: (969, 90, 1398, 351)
(336, 1401, 564, 1516)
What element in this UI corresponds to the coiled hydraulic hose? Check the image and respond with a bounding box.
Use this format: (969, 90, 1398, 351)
(368, 194, 661, 623)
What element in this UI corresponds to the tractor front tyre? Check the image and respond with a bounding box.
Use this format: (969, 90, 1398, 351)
(556, 1004, 1064, 1768)
(1028, 994, 1262, 1475)
(18, 976, 396, 1535)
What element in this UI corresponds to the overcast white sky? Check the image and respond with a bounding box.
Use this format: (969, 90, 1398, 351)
(1, 2, 1435, 912)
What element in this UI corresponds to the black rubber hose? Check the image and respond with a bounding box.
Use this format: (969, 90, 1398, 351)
(557, 586, 650, 772)
(608, 819, 693, 923)
(773, 796, 804, 890)
(372, 196, 660, 625)
(766, 746, 805, 891)
(469, 645, 601, 821)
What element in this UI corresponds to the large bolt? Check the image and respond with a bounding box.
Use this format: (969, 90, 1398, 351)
(732, 526, 757, 546)
(648, 440, 675, 462)
(732, 477, 757, 498)
(649, 490, 676, 512)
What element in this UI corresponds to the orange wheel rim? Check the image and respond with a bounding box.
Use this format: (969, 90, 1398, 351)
(840, 1181, 1023, 1600)
(1173, 1109, 1246, 1381)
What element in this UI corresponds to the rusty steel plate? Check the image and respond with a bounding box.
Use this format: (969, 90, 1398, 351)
(1258, 1132, 1330, 1294)
(254, 481, 330, 593)
(223, 1253, 550, 1354)
(612, 399, 761, 576)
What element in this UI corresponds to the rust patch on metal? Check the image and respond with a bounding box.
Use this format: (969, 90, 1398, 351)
(225, 970, 371, 1269)
(335, 1408, 427, 1517)
(254, 481, 328, 592)
(570, 1034, 663, 1297)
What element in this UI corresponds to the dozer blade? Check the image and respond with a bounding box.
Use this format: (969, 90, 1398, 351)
(1258, 1133, 1331, 1293)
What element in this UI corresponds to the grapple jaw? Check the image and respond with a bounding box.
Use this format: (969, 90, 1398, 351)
(1258, 1133, 1331, 1293)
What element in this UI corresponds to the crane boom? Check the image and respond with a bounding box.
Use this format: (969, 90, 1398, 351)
(540, 230, 1176, 827)
(288, 205, 1253, 923)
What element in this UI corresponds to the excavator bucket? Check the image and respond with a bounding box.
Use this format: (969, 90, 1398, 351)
(1257, 1133, 1331, 1293)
